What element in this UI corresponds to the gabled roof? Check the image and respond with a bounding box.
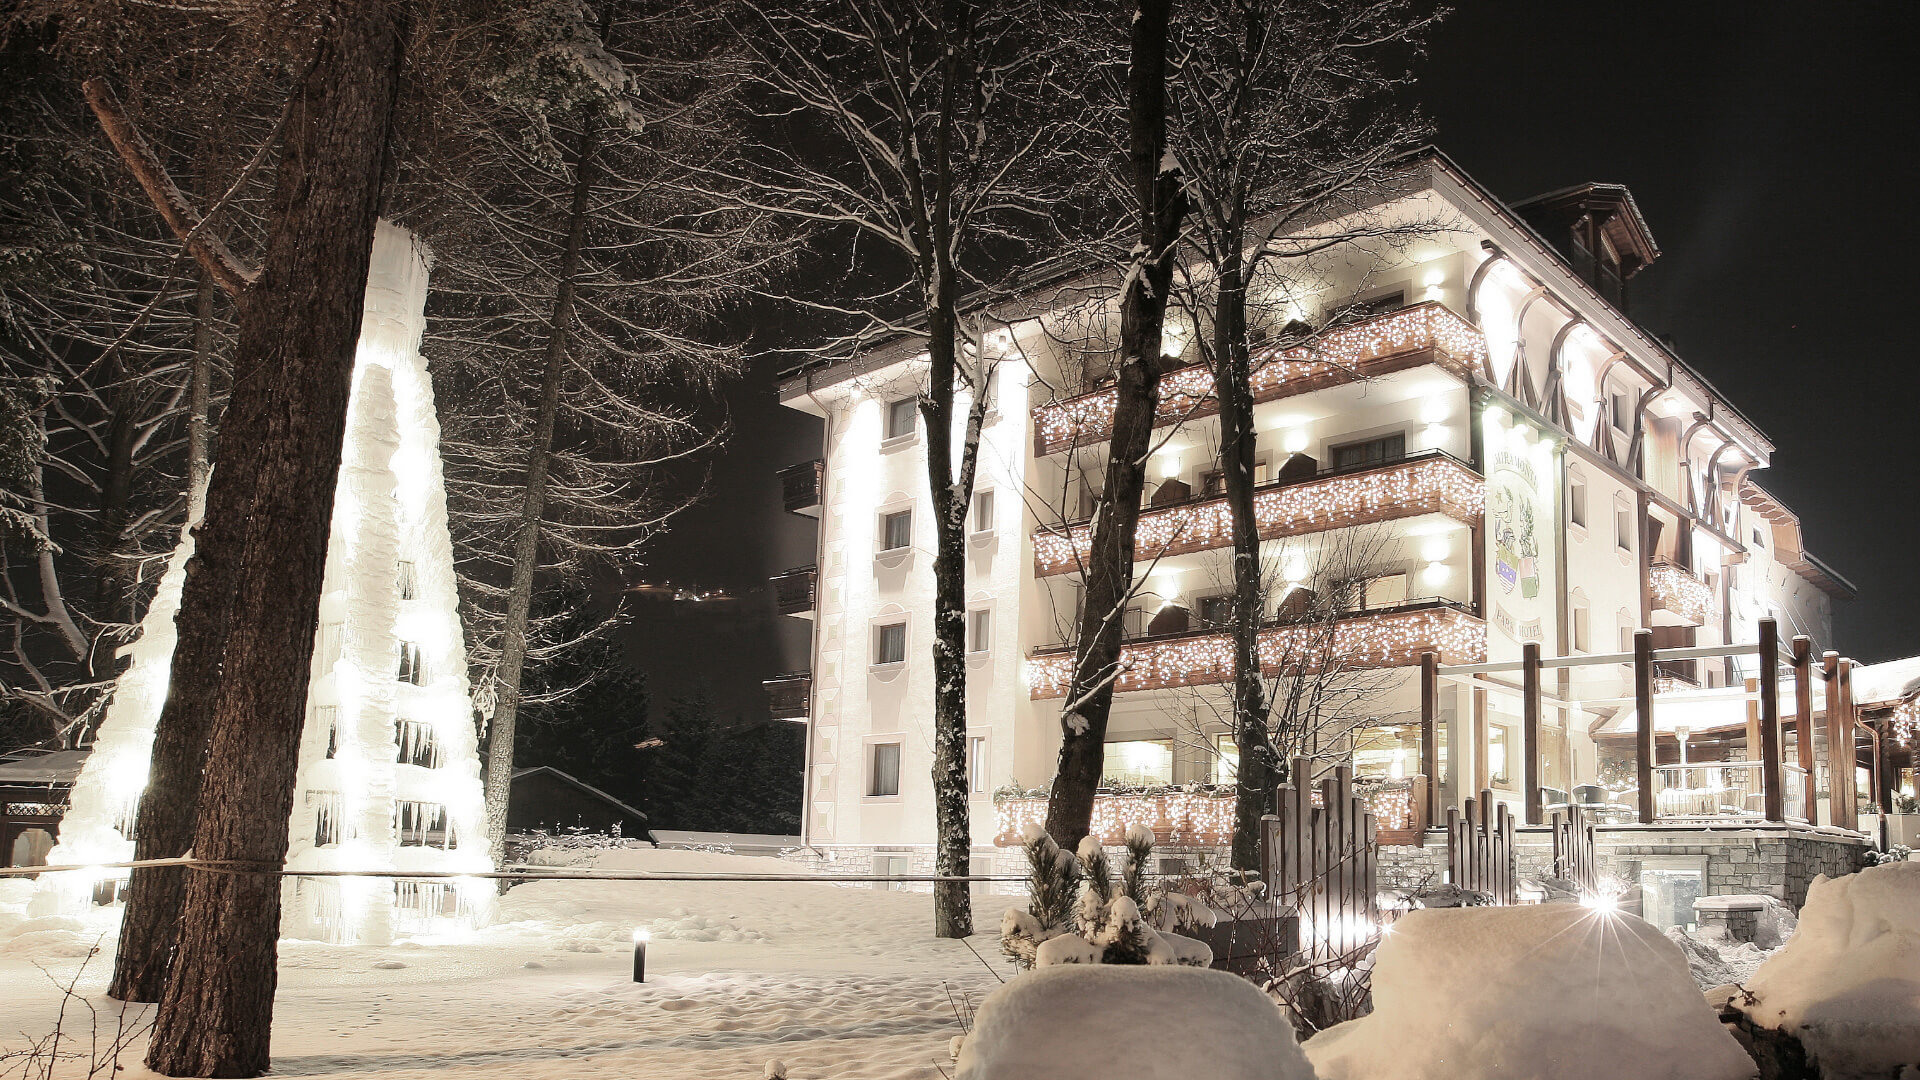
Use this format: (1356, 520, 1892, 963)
(1511, 182, 1661, 275)
(511, 765, 648, 822)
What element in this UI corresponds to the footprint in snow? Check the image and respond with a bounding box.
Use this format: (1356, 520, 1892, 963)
(372, 960, 407, 970)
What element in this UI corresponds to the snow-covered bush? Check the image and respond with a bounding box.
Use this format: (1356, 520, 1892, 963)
(1729, 861, 1920, 1078)
(1306, 904, 1754, 1080)
(999, 825, 1211, 970)
(955, 965, 1315, 1080)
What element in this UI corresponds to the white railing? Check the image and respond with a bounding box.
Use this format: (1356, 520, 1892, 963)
(1652, 762, 1764, 820)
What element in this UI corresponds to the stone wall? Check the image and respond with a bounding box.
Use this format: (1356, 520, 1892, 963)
(1377, 833, 1448, 890)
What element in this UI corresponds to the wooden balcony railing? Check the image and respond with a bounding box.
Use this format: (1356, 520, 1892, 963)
(1032, 302, 1487, 455)
(770, 565, 816, 618)
(764, 672, 810, 720)
(1034, 451, 1483, 577)
(1650, 560, 1715, 626)
(1025, 600, 1485, 699)
(778, 459, 825, 517)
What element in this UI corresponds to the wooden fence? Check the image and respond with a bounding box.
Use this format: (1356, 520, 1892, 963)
(1446, 791, 1515, 905)
(1261, 758, 1379, 959)
(1550, 803, 1600, 897)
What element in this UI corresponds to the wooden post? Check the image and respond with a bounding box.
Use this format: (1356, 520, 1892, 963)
(1829, 654, 1856, 830)
(1523, 641, 1543, 825)
(1793, 635, 1815, 823)
(1419, 651, 1440, 826)
(1758, 618, 1784, 822)
(1634, 629, 1656, 824)
(1472, 686, 1489, 799)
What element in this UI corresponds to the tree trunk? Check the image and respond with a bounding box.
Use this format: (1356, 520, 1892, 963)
(1214, 252, 1271, 871)
(481, 109, 601, 865)
(142, 3, 407, 1073)
(1045, 0, 1186, 850)
(109, 275, 225, 1005)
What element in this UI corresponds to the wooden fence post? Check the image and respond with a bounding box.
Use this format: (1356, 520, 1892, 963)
(1836, 656, 1857, 830)
(1758, 618, 1784, 822)
(1420, 651, 1440, 827)
(1522, 641, 1542, 825)
(1634, 629, 1656, 824)
(1793, 635, 1815, 823)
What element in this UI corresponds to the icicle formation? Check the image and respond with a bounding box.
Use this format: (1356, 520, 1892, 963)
(998, 824, 1214, 970)
(36, 222, 493, 941)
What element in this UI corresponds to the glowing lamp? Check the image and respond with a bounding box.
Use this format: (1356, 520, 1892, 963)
(632, 927, 651, 983)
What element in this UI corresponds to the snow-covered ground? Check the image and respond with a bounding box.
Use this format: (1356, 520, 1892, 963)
(0, 849, 1007, 1079)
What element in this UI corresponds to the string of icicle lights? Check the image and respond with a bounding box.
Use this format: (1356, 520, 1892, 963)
(1650, 561, 1717, 625)
(1034, 455, 1484, 576)
(993, 790, 1238, 847)
(1026, 607, 1487, 698)
(1035, 303, 1488, 453)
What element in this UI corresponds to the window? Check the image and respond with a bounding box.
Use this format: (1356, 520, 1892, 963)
(885, 397, 918, 440)
(1569, 478, 1587, 529)
(397, 641, 426, 686)
(1611, 391, 1631, 433)
(1487, 725, 1513, 788)
(967, 608, 991, 654)
(316, 705, 340, 759)
(1197, 594, 1234, 627)
(1102, 739, 1174, 786)
(1214, 734, 1240, 785)
(312, 791, 344, 847)
(1573, 603, 1591, 653)
(1752, 524, 1765, 547)
(396, 800, 452, 848)
(1615, 504, 1634, 552)
(873, 620, 908, 666)
(1619, 612, 1637, 655)
(1340, 571, 1407, 613)
(396, 560, 418, 601)
(880, 509, 913, 552)
(968, 735, 989, 794)
(1330, 432, 1406, 471)
(971, 489, 995, 535)
(868, 742, 902, 797)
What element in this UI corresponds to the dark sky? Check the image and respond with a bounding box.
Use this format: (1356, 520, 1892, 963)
(634, 0, 1920, 720)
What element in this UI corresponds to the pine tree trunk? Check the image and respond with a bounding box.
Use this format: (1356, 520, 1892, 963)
(1045, 0, 1186, 849)
(108, 275, 225, 1005)
(142, 4, 407, 1073)
(481, 110, 601, 865)
(1214, 255, 1271, 871)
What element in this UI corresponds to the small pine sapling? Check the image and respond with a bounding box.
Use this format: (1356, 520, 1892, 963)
(1074, 836, 1115, 939)
(1122, 823, 1154, 906)
(999, 825, 1082, 968)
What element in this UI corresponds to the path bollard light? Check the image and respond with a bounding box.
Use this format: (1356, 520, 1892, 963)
(632, 928, 650, 983)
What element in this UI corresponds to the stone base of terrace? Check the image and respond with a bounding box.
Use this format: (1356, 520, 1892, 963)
(1034, 451, 1484, 577)
(1024, 600, 1487, 699)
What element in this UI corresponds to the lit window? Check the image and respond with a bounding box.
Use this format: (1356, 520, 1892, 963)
(968, 735, 989, 794)
(971, 489, 995, 534)
(885, 397, 917, 440)
(1488, 725, 1513, 788)
(1214, 734, 1240, 785)
(1569, 479, 1587, 529)
(880, 509, 912, 552)
(1102, 739, 1174, 786)
(869, 742, 902, 797)
(874, 621, 907, 666)
(967, 608, 991, 654)
(397, 642, 426, 686)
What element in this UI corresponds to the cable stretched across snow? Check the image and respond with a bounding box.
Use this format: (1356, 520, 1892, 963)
(0, 855, 1027, 884)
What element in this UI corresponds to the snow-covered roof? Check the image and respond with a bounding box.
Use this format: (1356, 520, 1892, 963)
(0, 749, 89, 786)
(649, 830, 801, 853)
(1851, 656, 1920, 708)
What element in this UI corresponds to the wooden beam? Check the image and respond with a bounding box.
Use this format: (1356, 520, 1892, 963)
(1793, 635, 1815, 823)
(1472, 686, 1489, 801)
(1419, 651, 1440, 825)
(81, 78, 258, 296)
(1523, 641, 1543, 825)
(1758, 619, 1784, 822)
(1828, 654, 1855, 830)
(1634, 629, 1655, 824)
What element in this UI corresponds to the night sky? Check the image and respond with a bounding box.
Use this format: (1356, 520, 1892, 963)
(633, 0, 1920, 724)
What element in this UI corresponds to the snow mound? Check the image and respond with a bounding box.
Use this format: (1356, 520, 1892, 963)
(1307, 904, 1753, 1080)
(956, 965, 1314, 1080)
(1666, 926, 1772, 988)
(1734, 862, 1920, 1076)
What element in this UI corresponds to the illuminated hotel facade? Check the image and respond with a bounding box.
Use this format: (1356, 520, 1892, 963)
(770, 152, 1852, 879)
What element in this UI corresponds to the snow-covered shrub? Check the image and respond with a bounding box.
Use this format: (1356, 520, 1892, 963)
(1306, 904, 1754, 1080)
(1729, 861, 1920, 1078)
(998, 826, 1080, 968)
(1000, 825, 1212, 970)
(1869, 843, 1911, 866)
(955, 965, 1316, 1080)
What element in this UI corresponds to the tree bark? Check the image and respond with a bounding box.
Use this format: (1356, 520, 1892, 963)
(1045, 0, 1186, 850)
(142, 2, 408, 1073)
(481, 108, 601, 865)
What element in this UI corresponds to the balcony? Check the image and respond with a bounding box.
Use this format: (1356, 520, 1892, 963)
(778, 459, 825, 517)
(771, 565, 816, 618)
(1034, 451, 1483, 577)
(1650, 560, 1715, 626)
(764, 672, 810, 721)
(1032, 302, 1487, 456)
(1653, 762, 1808, 824)
(1026, 599, 1485, 699)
